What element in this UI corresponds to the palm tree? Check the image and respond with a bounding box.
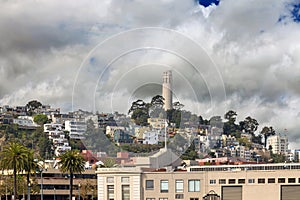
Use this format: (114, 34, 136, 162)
(0, 142, 29, 200)
(59, 150, 85, 200)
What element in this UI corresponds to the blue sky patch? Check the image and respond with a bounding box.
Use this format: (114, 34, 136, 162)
(198, 0, 220, 7)
(291, 3, 300, 22)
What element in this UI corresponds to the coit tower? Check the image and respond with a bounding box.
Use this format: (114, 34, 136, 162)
(162, 70, 173, 110)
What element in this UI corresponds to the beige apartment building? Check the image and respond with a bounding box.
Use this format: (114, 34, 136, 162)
(97, 163, 300, 200)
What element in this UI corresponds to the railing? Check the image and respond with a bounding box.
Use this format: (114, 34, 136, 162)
(189, 163, 300, 172)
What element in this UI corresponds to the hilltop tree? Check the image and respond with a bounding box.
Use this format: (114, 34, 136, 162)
(198, 115, 209, 125)
(173, 101, 184, 110)
(209, 116, 223, 128)
(242, 116, 259, 136)
(150, 95, 164, 108)
(224, 110, 237, 122)
(223, 110, 239, 136)
(26, 100, 42, 116)
(261, 126, 276, 147)
(128, 99, 149, 126)
(149, 95, 165, 118)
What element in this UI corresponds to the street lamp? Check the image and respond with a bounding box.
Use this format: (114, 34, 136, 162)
(27, 182, 31, 200)
(54, 187, 56, 200)
(34, 159, 45, 200)
(78, 183, 81, 200)
(2, 170, 8, 200)
(40, 168, 44, 200)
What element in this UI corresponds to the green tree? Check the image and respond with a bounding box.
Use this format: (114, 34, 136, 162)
(173, 101, 184, 110)
(242, 116, 259, 136)
(224, 110, 237, 121)
(128, 99, 149, 126)
(209, 116, 223, 128)
(33, 114, 48, 126)
(59, 150, 85, 200)
(26, 100, 42, 116)
(223, 110, 240, 136)
(101, 158, 116, 168)
(166, 109, 181, 128)
(198, 116, 209, 125)
(150, 95, 164, 108)
(0, 142, 29, 200)
(261, 126, 276, 148)
(181, 141, 198, 160)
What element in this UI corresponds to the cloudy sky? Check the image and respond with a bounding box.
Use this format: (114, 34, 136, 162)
(0, 0, 300, 148)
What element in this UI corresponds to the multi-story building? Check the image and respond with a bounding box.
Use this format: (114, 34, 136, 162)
(65, 119, 87, 139)
(267, 134, 289, 154)
(13, 116, 40, 129)
(44, 123, 72, 156)
(97, 163, 300, 200)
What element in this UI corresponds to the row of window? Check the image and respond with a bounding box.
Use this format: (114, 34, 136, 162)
(107, 176, 129, 183)
(190, 164, 300, 171)
(107, 185, 130, 200)
(146, 179, 200, 193)
(146, 198, 199, 200)
(210, 177, 299, 185)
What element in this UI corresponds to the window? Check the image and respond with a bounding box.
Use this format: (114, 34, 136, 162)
(146, 180, 154, 190)
(238, 179, 245, 184)
(228, 179, 235, 184)
(159, 198, 168, 200)
(258, 178, 265, 184)
(278, 178, 286, 183)
(121, 177, 129, 183)
(107, 185, 114, 200)
(288, 178, 296, 183)
(160, 180, 169, 193)
(175, 180, 184, 193)
(146, 199, 155, 200)
(248, 179, 255, 184)
(188, 180, 200, 192)
(175, 194, 184, 199)
(190, 198, 199, 200)
(209, 179, 216, 184)
(219, 179, 226, 184)
(107, 177, 114, 183)
(268, 178, 275, 183)
(122, 185, 130, 200)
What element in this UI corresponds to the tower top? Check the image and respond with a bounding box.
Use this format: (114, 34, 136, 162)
(163, 70, 172, 84)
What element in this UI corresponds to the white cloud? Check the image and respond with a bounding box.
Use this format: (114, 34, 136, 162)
(0, 0, 300, 148)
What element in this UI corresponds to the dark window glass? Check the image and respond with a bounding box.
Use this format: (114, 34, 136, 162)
(258, 178, 265, 184)
(268, 178, 275, 183)
(146, 180, 154, 190)
(228, 179, 235, 184)
(278, 178, 285, 183)
(288, 178, 296, 183)
(219, 179, 226, 184)
(238, 179, 245, 184)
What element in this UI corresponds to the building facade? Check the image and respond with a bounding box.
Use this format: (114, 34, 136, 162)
(267, 134, 289, 154)
(97, 163, 300, 200)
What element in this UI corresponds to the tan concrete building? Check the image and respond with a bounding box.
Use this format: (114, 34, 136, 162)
(97, 163, 300, 200)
